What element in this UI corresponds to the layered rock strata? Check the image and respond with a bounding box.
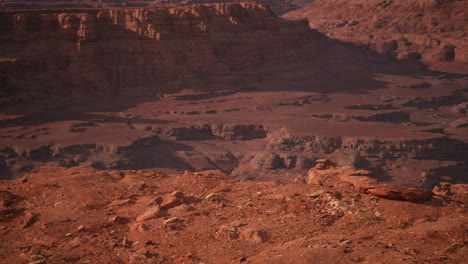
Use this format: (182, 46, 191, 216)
(0, 2, 304, 111)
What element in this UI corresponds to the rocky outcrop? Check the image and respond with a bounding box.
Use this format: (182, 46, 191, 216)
(307, 159, 378, 186)
(307, 159, 434, 203)
(361, 185, 434, 203)
(283, 0, 468, 73)
(433, 182, 468, 204)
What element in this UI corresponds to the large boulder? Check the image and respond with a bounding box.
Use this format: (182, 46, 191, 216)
(307, 159, 378, 186)
(363, 185, 434, 203)
(433, 182, 468, 204)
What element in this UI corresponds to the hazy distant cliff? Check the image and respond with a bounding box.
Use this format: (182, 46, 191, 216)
(0, 2, 310, 111)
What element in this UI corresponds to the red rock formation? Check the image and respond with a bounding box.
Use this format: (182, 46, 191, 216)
(0, 0, 316, 15)
(0, 2, 296, 110)
(283, 0, 468, 73)
(307, 159, 435, 203)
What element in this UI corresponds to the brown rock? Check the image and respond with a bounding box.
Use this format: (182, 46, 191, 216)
(21, 212, 38, 229)
(240, 228, 269, 243)
(339, 175, 379, 187)
(107, 216, 130, 225)
(433, 183, 468, 204)
(136, 206, 162, 221)
(307, 169, 333, 185)
(161, 194, 184, 210)
(315, 159, 337, 170)
(167, 204, 195, 216)
(365, 186, 433, 203)
(108, 199, 132, 207)
(366, 188, 403, 201)
(218, 226, 239, 239)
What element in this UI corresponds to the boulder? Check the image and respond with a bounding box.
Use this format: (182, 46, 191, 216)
(307, 160, 378, 187)
(433, 182, 468, 204)
(364, 185, 434, 203)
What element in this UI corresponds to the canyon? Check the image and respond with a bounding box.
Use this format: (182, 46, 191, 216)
(0, 0, 314, 15)
(0, 2, 467, 189)
(0, 1, 467, 263)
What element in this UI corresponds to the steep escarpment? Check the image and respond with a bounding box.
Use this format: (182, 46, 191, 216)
(283, 0, 468, 73)
(0, 0, 316, 15)
(0, 2, 303, 111)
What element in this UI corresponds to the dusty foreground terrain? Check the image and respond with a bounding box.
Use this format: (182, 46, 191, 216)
(0, 161, 467, 263)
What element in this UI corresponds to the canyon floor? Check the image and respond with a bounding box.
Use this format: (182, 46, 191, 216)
(1, 68, 467, 187)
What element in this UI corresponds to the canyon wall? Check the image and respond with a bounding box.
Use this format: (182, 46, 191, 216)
(283, 0, 468, 73)
(0, 0, 314, 15)
(0, 2, 307, 111)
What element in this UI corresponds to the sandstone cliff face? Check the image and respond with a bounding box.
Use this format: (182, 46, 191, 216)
(283, 0, 468, 73)
(0, 2, 298, 111)
(0, 0, 315, 15)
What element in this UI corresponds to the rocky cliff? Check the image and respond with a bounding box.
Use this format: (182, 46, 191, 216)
(0, 2, 305, 111)
(0, 0, 315, 15)
(283, 0, 468, 73)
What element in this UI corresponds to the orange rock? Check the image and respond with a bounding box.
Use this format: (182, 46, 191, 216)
(365, 186, 433, 203)
(240, 228, 269, 243)
(136, 206, 162, 221)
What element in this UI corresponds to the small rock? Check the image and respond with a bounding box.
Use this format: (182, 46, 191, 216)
(167, 204, 195, 216)
(132, 254, 147, 259)
(240, 228, 269, 243)
(163, 217, 180, 224)
(136, 206, 162, 221)
(107, 216, 130, 225)
(108, 199, 132, 207)
(21, 213, 38, 229)
(161, 196, 184, 209)
(130, 223, 150, 232)
(230, 220, 244, 228)
(30, 254, 44, 260)
(315, 159, 336, 170)
(218, 226, 239, 239)
(137, 248, 149, 255)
